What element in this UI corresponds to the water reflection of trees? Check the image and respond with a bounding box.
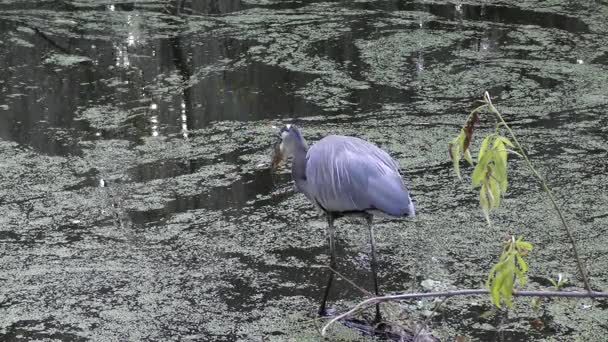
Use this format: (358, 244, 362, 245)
(0, 0, 591, 156)
(173, 0, 242, 15)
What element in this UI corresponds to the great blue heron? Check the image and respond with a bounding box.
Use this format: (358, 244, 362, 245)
(272, 124, 415, 323)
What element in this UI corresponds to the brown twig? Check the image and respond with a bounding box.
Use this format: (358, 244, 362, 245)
(324, 266, 373, 296)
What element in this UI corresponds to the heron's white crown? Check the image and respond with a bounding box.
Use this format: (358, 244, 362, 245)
(280, 124, 292, 139)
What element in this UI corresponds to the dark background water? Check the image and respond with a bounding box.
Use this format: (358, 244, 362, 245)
(1, 0, 607, 340)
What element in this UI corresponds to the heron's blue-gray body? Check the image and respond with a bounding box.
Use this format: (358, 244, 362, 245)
(276, 125, 414, 323)
(292, 135, 415, 218)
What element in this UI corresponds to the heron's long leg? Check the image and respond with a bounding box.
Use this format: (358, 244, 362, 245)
(319, 214, 336, 316)
(366, 214, 382, 323)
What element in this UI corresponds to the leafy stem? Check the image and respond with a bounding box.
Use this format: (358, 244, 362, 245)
(481, 92, 591, 293)
(486, 236, 532, 308)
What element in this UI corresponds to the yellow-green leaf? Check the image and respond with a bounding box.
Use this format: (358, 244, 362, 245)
(492, 140, 508, 191)
(472, 155, 491, 187)
(489, 177, 501, 208)
(450, 133, 464, 179)
(531, 297, 542, 310)
(453, 143, 461, 179)
(496, 136, 514, 147)
(491, 268, 509, 308)
(464, 148, 474, 166)
(518, 241, 533, 251)
(478, 135, 493, 162)
(486, 263, 500, 288)
(487, 236, 533, 310)
(500, 273, 514, 307)
(516, 254, 528, 272)
(480, 183, 490, 212)
(491, 289, 501, 307)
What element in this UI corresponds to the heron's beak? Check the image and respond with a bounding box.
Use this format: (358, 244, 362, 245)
(271, 140, 284, 170)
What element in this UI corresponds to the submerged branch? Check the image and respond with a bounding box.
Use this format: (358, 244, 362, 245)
(321, 288, 608, 336)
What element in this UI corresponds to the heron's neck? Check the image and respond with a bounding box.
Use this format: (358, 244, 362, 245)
(291, 145, 308, 189)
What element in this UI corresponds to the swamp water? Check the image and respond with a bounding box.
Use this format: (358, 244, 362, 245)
(1, 0, 608, 340)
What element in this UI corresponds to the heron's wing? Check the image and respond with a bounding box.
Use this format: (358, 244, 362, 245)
(306, 136, 411, 216)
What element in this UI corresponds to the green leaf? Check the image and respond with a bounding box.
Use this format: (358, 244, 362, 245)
(516, 254, 528, 272)
(472, 154, 491, 187)
(486, 262, 500, 288)
(488, 176, 501, 208)
(480, 183, 492, 225)
(494, 167, 507, 192)
(491, 288, 501, 307)
(487, 236, 533, 310)
(491, 270, 506, 307)
(518, 241, 533, 251)
(453, 146, 461, 179)
(490, 262, 512, 308)
(500, 273, 514, 307)
(487, 261, 505, 281)
(478, 135, 493, 162)
(480, 184, 488, 209)
(451, 133, 463, 179)
(496, 136, 515, 147)
(464, 148, 474, 166)
(492, 140, 508, 192)
(531, 297, 542, 310)
(491, 290, 501, 308)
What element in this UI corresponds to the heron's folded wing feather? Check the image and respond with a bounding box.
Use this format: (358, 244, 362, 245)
(306, 136, 410, 215)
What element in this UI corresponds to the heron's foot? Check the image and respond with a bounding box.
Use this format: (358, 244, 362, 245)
(318, 306, 336, 317)
(373, 313, 384, 326)
(362, 312, 384, 328)
(341, 318, 397, 340)
(372, 320, 388, 332)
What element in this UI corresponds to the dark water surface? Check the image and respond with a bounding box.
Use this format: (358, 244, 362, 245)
(1, 0, 608, 340)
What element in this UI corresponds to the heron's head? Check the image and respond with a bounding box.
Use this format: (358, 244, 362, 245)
(271, 124, 307, 169)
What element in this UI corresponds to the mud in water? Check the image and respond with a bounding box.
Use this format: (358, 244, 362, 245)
(1, 0, 608, 341)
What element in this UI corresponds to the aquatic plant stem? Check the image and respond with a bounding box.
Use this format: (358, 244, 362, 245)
(322, 266, 404, 323)
(482, 91, 592, 293)
(325, 266, 372, 296)
(321, 288, 608, 336)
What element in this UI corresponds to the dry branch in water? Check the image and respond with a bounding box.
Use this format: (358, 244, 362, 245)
(321, 289, 608, 336)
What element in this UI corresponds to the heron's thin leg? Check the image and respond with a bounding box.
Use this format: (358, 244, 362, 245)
(319, 214, 336, 316)
(366, 214, 382, 323)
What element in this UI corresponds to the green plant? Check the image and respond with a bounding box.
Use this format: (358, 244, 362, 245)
(449, 102, 519, 224)
(449, 92, 590, 308)
(449, 94, 531, 307)
(486, 236, 532, 307)
(548, 273, 568, 289)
